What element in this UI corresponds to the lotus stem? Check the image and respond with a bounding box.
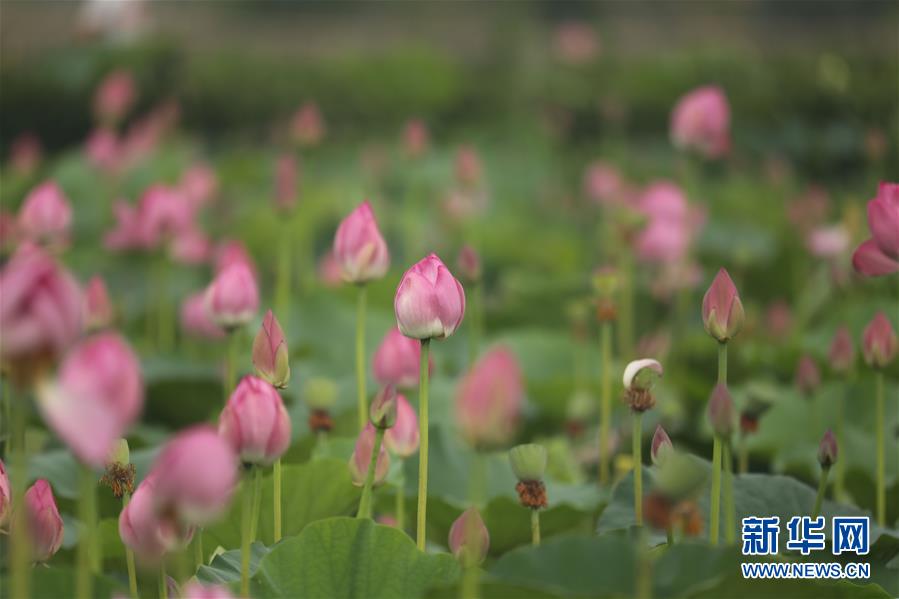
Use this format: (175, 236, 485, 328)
(356, 284, 368, 431)
(875, 371, 885, 526)
(275, 224, 292, 330)
(240, 470, 252, 597)
(159, 562, 168, 599)
(273, 458, 283, 542)
(723, 441, 735, 544)
(123, 493, 139, 596)
(10, 389, 31, 599)
(76, 464, 96, 599)
(531, 509, 541, 546)
(356, 426, 385, 520)
(633, 410, 643, 526)
(250, 466, 262, 541)
(710, 435, 722, 545)
(416, 338, 431, 551)
(600, 321, 613, 486)
(812, 465, 830, 520)
(395, 459, 406, 532)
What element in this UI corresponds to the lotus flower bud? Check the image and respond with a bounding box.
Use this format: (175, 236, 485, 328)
(370, 385, 398, 430)
(384, 395, 420, 458)
(670, 85, 730, 159)
(180, 291, 225, 340)
(852, 182, 899, 277)
(584, 161, 623, 206)
(252, 310, 290, 389)
(120, 474, 194, 562)
(214, 239, 256, 277)
(456, 245, 482, 283)
(454, 146, 483, 188)
(333, 201, 390, 284)
(37, 332, 144, 466)
(150, 426, 238, 526)
(348, 423, 389, 487)
(402, 119, 429, 159)
(795, 355, 821, 396)
(0, 459, 9, 526)
(303, 377, 338, 411)
(701, 268, 744, 343)
(219, 376, 291, 466)
(828, 326, 855, 373)
(817, 429, 838, 468)
(83, 275, 114, 331)
(707, 383, 734, 439)
(862, 312, 897, 369)
(204, 262, 259, 331)
(372, 327, 432, 389)
(17, 181, 72, 249)
(182, 582, 236, 599)
(651, 425, 673, 465)
(509, 444, 547, 482)
(94, 69, 136, 124)
(455, 347, 523, 449)
(179, 164, 218, 208)
(274, 154, 298, 212)
(290, 102, 325, 147)
(448, 508, 489, 567)
(394, 253, 466, 340)
(23, 479, 64, 562)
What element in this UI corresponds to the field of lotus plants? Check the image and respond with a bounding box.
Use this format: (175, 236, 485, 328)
(0, 5, 897, 599)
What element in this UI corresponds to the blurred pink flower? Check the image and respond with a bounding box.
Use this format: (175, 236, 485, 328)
(170, 227, 212, 265)
(219, 375, 291, 466)
(214, 239, 257, 277)
(794, 355, 821, 395)
(806, 225, 849, 259)
(787, 186, 830, 233)
(204, 262, 259, 330)
(10, 132, 42, 175)
(180, 291, 226, 340)
(274, 154, 298, 212)
(707, 383, 734, 438)
(333, 201, 390, 284)
(104, 200, 142, 251)
(17, 181, 72, 249)
(179, 164, 218, 208)
(21, 479, 63, 562)
(94, 69, 136, 124)
(0, 459, 9, 526)
(852, 182, 899, 277)
(0, 211, 18, 252)
(635, 182, 702, 265)
(85, 128, 121, 173)
(454, 146, 483, 188)
(455, 347, 523, 448)
(348, 423, 390, 487)
(182, 582, 236, 599)
(384, 395, 419, 458)
(456, 244, 482, 283)
(372, 327, 432, 389)
(317, 250, 344, 288)
(402, 119, 429, 159)
(120, 473, 194, 562)
(443, 188, 489, 222)
(583, 161, 624, 206)
(862, 312, 897, 369)
(828, 325, 855, 373)
(395, 253, 465, 340)
(765, 299, 793, 341)
(553, 21, 600, 65)
(818, 429, 838, 468)
(84, 275, 114, 331)
(670, 85, 730, 159)
(136, 184, 194, 249)
(290, 102, 325, 147)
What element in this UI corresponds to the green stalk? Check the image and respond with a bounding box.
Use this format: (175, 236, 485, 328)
(225, 330, 239, 401)
(123, 493, 139, 597)
(812, 465, 831, 520)
(416, 338, 432, 551)
(356, 427, 386, 519)
(157, 256, 173, 352)
(632, 410, 643, 526)
(240, 470, 252, 598)
(717, 342, 727, 385)
(875, 371, 885, 526)
(10, 390, 31, 599)
(193, 528, 204, 570)
(459, 564, 479, 599)
(834, 385, 847, 499)
(531, 510, 541, 546)
(250, 466, 262, 541)
(599, 321, 612, 486)
(722, 441, 736, 545)
(76, 465, 96, 599)
(273, 458, 283, 543)
(275, 224, 292, 330)
(710, 436, 722, 545)
(395, 459, 406, 532)
(159, 562, 168, 599)
(356, 285, 368, 431)
(666, 526, 674, 546)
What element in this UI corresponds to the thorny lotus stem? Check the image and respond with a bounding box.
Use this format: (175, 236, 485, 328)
(812, 465, 831, 520)
(632, 410, 643, 526)
(875, 371, 885, 526)
(240, 470, 252, 597)
(395, 459, 406, 532)
(356, 427, 386, 519)
(710, 435, 722, 545)
(250, 466, 263, 541)
(273, 458, 283, 542)
(10, 390, 31, 599)
(159, 562, 168, 599)
(531, 509, 541, 546)
(124, 493, 139, 597)
(416, 338, 432, 551)
(76, 464, 96, 599)
(723, 441, 736, 545)
(356, 284, 368, 431)
(275, 223, 292, 330)
(599, 321, 613, 486)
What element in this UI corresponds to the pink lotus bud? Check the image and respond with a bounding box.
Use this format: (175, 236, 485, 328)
(853, 182, 899, 277)
(369, 385, 398, 430)
(623, 358, 663, 391)
(828, 325, 855, 373)
(214, 239, 257, 277)
(150, 426, 238, 525)
(317, 250, 344, 288)
(10, 132, 42, 175)
(454, 146, 483, 188)
(862, 312, 897, 369)
(180, 291, 225, 340)
(83, 275, 114, 331)
(384, 395, 420, 458)
(670, 85, 730, 159)
(402, 119, 429, 159)
(456, 245, 482, 283)
(252, 310, 290, 388)
(0, 245, 82, 371)
(182, 582, 236, 599)
(348, 423, 389, 487)
(553, 21, 600, 65)
(634, 182, 699, 265)
(219, 376, 291, 466)
(120, 474, 194, 562)
(104, 200, 143, 251)
(448, 507, 489, 566)
(707, 383, 734, 439)
(179, 164, 218, 208)
(204, 262, 259, 330)
(817, 429, 838, 468)
(170, 227, 212, 266)
(17, 181, 72, 248)
(274, 154, 298, 211)
(394, 253, 465, 340)
(765, 300, 793, 340)
(22, 479, 63, 562)
(137, 185, 193, 249)
(38, 332, 143, 466)
(795, 355, 821, 396)
(372, 327, 432, 389)
(85, 128, 120, 172)
(0, 459, 9, 526)
(290, 102, 325, 147)
(701, 268, 744, 343)
(332, 201, 390, 283)
(94, 69, 136, 124)
(651, 425, 673, 465)
(806, 225, 849, 259)
(583, 161, 623, 205)
(455, 347, 523, 449)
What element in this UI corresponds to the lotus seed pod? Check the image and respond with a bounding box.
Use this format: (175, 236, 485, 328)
(509, 444, 548, 482)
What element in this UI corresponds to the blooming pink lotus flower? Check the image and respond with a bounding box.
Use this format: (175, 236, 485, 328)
(85, 128, 120, 173)
(150, 426, 238, 525)
(136, 184, 194, 249)
(0, 245, 82, 373)
(348, 423, 390, 487)
(290, 102, 325, 147)
(22, 479, 63, 562)
(670, 85, 730, 159)
(384, 395, 420, 458)
(180, 291, 225, 340)
(94, 69, 136, 124)
(252, 310, 290, 389)
(650, 425, 673, 465)
(17, 181, 72, 248)
(181, 582, 236, 599)
(402, 119, 429, 159)
(395, 253, 465, 340)
(634, 182, 700, 265)
(38, 332, 143, 466)
(795, 355, 821, 395)
(120, 474, 194, 562)
(852, 182, 899, 276)
(104, 200, 143, 251)
(553, 21, 600, 65)
(817, 429, 838, 468)
(828, 325, 855, 373)
(179, 164, 218, 208)
(456, 245, 482, 283)
(862, 312, 897, 369)
(219, 376, 291, 465)
(214, 239, 257, 277)
(707, 383, 734, 438)
(454, 146, 483, 188)
(806, 225, 849, 259)
(583, 161, 624, 206)
(83, 275, 114, 331)
(701, 268, 744, 343)
(0, 459, 9, 526)
(274, 154, 298, 212)
(455, 347, 523, 448)
(317, 250, 344, 288)
(204, 262, 259, 330)
(372, 327, 432, 389)
(448, 507, 489, 565)
(333, 201, 390, 284)
(10, 132, 42, 175)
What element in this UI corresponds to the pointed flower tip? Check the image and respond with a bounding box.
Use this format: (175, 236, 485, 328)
(862, 311, 897, 369)
(651, 425, 673, 464)
(701, 268, 744, 343)
(252, 308, 290, 388)
(370, 385, 398, 430)
(448, 507, 489, 566)
(817, 429, 838, 468)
